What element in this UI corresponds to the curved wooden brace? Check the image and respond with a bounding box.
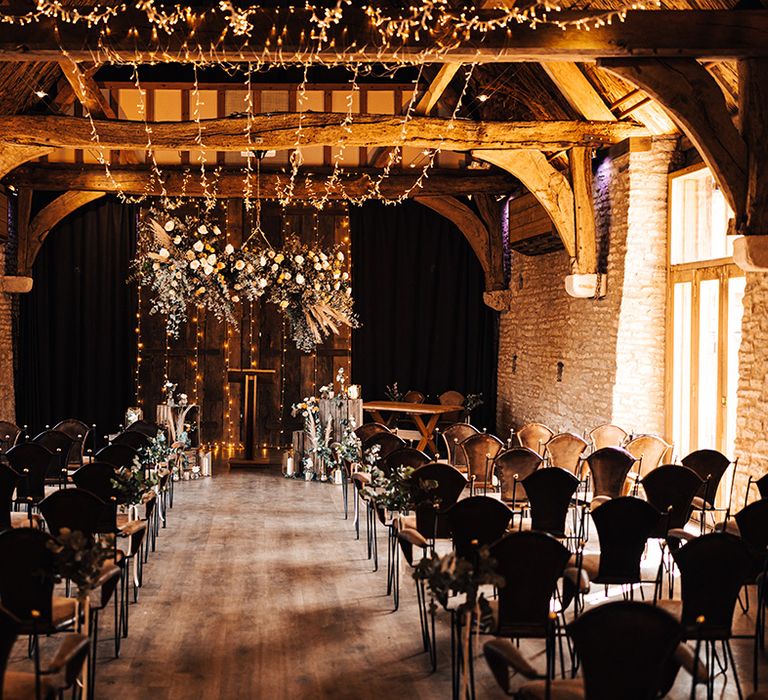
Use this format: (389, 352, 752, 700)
(413, 194, 505, 291)
(0, 144, 53, 180)
(21, 190, 105, 273)
(472, 149, 577, 259)
(599, 58, 747, 222)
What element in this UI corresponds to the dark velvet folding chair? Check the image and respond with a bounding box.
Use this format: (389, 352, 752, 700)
(32, 430, 74, 488)
(6, 443, 55, 514)
(124, 420, 161, 438)
(588, 423, 628, 451)
(494, 447, 542, 522)
(0, 421, 21, 455)
(441, 422, 478, 470)
(111, 430, 151, 452)
(516, 422, 554, 455)
(53, 418, 91, 469)
(520, 467, 581, 544)
(485, 601, 684, 700)
(445, 495, 512, 564)
(460, 432, 503, 495)
(0, 462, 21, 531)
(94, 444, 138, 470)
(585, 446, 637, 506)
(681, 448, 734, 531)
(544, 432, 588, 477)
(353, 422, 390, 444)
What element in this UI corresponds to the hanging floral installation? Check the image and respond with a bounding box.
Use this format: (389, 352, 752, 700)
(132, 212, 358, 352)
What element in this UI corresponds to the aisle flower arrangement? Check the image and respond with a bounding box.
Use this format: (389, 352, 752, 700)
(133, 214, 358, 351)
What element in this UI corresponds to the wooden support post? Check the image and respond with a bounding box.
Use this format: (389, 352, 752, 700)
(568, 146, 597, 275)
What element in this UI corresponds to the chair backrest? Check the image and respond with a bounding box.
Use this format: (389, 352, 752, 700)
(641, 465, 703, 536)
(6, 443, 55, 502)
(590, 497, 660, 584)
(410, 463, 468, 539)
(734, 499, 768, 574)
(438, 390, 465, 424)
(0, 463, 20, 531)
(494, 447, 543, 504)
(588, 423, 629, 451)
(39, 488, 110, 537)
(362, 432, 406, 472)
(403, 390, 425, 403)
(756, 473, 768, 500)
(71, 462, 119, 502)
(0, 422, 21, 454)
(625, 434, 672, 478)
(680, 449, 731, 509)
(491, 531, 570, 635)
(441, 422, 479, 467)
(460, 433, 504, 484)
(53, 418, 91, 465)
(446, 496, 511, 562)
(521, 467, 580, 538)
(111, 430, 151, 451)
(544, 432, 588, 475)
(95, 443, 139, 469)
(0, 606, 19, 697)
(568, 601, 682, 700)
(586, 446, 637, 500)
(383, 447, 431, 475)
(354, 422, 390, 444)
(32, 429, 74, 477)
(673, 533, 752, 637)
(0, 528, 56, 624)
(516, 422, 554, 453)
(125, 420, 161, 437)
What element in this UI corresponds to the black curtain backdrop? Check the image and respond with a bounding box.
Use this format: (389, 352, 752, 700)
(350, 200, 498, 431)
(17, 197, 137, 433)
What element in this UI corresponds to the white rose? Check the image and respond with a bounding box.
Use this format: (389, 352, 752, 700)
(337, 251, 344, 261)
(342, 272, 349, 280)
(224, 244, 234, 255)
(164, 220, 175, 232)
(235, 259, 245, 271)
(320, 252, 327, 261)
(152, 262, 160, 270)
(271, 264, 279, 272)
(259, 256, 267, 267)
(213, 225, 221, 235)
(203, 265, 214, 275)
(158, 247, 170, 259)
(295, 273, 305, 285)
(295, 255, 304, 265)
(314, 263, 322, 270)
(186, 250, 195, 261)
(193, 240, 204, 252)
(173, 236, 182, 245)
(231, 295, 240, 303)
(284, 272, 292, 280)
(190, 259, 200, 270)
(258, 278, 268, 288)
(207, 253, 217, 265)
(198, 224, 208, 235)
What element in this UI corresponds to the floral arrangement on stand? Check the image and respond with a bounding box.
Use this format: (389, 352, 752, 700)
(112, 456, 159, 509)
(363, 465, 439, 514)
(132, 213, 358, 352)
(47, 529, 114, 604)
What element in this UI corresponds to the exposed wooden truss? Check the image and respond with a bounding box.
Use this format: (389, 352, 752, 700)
(473, 149, 576, 260)
(568, 146, 597, 275)
(600, 58, 748, 223)
(19, 190, 106, 274)
(414, 194, 505, 291)
(739, 59, 768, 236)
(541, 63, 616, 122)
(0, 144, 53, 180)
(0, 114, 649, 153)
(6, 165, 519, 199)
(0, 11, 767, 62)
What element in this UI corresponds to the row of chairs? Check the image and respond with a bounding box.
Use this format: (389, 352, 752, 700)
(343, 420, 768, 698)
(1, 418, 178, 699)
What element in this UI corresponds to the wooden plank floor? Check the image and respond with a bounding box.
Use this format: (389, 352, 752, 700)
(9, 467, 766, 698)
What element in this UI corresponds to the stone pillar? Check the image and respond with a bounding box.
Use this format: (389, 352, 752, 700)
(496, 139, 674, 436)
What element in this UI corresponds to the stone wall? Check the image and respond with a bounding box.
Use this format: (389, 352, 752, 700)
(733, 272, 768, 504)
(496, 139, 675, 439)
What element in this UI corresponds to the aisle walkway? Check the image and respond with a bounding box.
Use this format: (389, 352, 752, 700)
(96, 467, 498, 699)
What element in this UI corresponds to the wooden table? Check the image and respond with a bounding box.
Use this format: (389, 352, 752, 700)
(363, 401, 463, 454)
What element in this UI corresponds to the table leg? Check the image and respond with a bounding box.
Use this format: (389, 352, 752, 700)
(412, 413, 440, 454)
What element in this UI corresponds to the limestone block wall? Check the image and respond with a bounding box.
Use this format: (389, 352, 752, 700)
(497, 139, 675, 439)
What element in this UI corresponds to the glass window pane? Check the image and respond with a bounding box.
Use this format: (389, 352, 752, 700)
(672, 282, 692, 459)
(698, 279, 720, 450)
(670, 168, 733, 265)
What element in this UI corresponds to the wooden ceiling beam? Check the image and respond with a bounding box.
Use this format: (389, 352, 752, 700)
(600, 58, 747, 222)
(6, 164, 518, 199)
(1, 11, 767, 62)
(473, 149, 576, 258)
(0, 113, 649, 153)
(0, 144, 53, 180)
(569, 146, 597, 275)
(20, 191, 106, 274)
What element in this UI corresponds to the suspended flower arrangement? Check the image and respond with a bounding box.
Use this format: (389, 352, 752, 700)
(132, 214, 358, 352)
